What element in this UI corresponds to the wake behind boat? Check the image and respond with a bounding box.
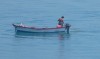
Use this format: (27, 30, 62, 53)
(12, 23, 71, 33)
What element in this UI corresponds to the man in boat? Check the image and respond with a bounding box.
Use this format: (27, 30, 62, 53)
(58, 16, 64, 27)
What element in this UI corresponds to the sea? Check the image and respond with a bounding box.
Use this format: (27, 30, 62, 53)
(0, 0, 100, 59)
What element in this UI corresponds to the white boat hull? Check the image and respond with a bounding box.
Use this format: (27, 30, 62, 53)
(13, 24, 66, 33)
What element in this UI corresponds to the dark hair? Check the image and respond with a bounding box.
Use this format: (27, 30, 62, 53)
(61, 16, 64, 18)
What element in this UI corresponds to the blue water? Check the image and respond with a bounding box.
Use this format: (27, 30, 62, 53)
(0, 0, 100, 59)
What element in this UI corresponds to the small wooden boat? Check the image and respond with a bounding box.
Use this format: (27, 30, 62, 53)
(12, 23, 71, 33)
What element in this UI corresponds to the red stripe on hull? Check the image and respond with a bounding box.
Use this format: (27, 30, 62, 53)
(13, 24, 65, 30)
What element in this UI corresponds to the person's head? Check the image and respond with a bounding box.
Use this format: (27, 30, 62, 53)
(61, 16, 64, 18)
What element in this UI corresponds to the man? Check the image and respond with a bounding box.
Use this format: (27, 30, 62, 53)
(58, 16, 64, 27)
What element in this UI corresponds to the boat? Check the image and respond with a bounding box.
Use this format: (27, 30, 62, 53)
(12, 23, 71, 33)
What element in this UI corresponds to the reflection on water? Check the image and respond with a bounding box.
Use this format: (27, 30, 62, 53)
(14, 31, 71, 59)
(58, 33, 71, 59)
(15, 31, 70, 38)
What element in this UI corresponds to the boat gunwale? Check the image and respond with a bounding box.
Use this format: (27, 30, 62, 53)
(12, 24, 65, 30)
